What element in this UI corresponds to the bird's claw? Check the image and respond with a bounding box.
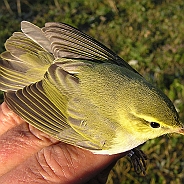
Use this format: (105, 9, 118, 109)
(127, 148, 147, 175)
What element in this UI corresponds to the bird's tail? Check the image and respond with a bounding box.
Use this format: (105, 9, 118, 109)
(0, 22, 54, 92)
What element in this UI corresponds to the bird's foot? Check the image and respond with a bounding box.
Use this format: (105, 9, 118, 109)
(127, 148, 147, 175)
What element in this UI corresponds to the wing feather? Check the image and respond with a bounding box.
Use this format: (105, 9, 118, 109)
(43, 22, 138, 74)
(5, 81, 68, 135)
(4, 79, 101, 150)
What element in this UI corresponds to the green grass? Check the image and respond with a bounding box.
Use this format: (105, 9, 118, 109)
(0, 0, 184, 183)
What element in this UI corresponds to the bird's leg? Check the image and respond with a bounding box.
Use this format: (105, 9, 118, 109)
(127, 148, 147, 175)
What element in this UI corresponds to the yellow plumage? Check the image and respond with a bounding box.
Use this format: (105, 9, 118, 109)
(0, 21, 183, 156)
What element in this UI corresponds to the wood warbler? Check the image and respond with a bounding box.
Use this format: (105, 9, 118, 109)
(0, 21, 183, 173)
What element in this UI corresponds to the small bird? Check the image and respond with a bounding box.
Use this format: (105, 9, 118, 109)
(0, 21, 183, 173)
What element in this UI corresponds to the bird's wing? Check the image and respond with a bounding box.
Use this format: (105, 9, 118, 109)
(4, 64, 102, 150)
(4, 81, 69, 136)
(41, 21, 139, 74)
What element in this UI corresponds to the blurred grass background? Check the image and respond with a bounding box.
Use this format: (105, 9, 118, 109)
(0, 0, 184, 183)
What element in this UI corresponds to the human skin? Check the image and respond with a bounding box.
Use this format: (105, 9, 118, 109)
(0, 102, 127, 184)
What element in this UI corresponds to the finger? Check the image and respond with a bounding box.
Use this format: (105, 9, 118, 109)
(0, 143, 128, 184)
(0, 102, 25, 135)
(0, 122, 58, 176)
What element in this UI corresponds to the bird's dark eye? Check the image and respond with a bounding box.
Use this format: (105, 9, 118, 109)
(150, 122, 160, 128)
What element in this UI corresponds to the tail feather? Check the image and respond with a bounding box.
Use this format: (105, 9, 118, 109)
(21, 21, 52, 52)
(0, 31, 54, 92)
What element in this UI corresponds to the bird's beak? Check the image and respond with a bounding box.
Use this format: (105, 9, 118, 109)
(178, 128, 184, 135)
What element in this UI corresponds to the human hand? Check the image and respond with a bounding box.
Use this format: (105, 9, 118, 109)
(0, 102, 127, 184)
